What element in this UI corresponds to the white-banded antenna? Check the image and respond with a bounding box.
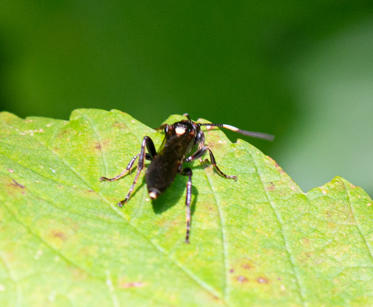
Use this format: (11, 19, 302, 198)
(199, 123, 274, 141)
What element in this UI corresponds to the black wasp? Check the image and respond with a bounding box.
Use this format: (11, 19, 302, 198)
(100, 114, 273, 243)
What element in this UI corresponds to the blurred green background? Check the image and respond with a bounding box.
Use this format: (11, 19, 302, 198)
(1, 1, 372, 195)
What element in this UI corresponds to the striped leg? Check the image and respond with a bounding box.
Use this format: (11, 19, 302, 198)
(100, 154, 139, 182)
(185, 147, 207, 163)
(181, 167, 193, 243)
(117, 136, 156, 207)
(186, 146, 237, 181)
(207, 148, 237, 180)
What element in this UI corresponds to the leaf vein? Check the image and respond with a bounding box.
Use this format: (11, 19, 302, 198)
(250, 152, 307, 307)
(203, 169, 229, 302)
(78, 112, 109, 177)
(105, 270, 120, 307)
(342, 180, 373, 263)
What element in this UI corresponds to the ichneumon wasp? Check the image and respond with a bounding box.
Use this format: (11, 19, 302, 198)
(100, 114, 273, 243)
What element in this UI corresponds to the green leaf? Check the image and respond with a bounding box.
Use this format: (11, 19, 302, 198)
(0, 109, 372, 306)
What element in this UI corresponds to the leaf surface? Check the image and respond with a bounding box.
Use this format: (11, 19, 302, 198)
(0, 109, 372, 306)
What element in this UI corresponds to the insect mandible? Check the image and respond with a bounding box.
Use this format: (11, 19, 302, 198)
(100, 113, 274, 243)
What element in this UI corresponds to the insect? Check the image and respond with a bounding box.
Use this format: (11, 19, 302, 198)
(100, 114, 274, 243)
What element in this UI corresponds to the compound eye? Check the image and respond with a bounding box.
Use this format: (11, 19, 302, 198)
(164, 125, 169, 134)
(196, 130, 203, 141)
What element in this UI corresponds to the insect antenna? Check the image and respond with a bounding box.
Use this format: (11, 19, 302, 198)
(199, 123, 274, 141)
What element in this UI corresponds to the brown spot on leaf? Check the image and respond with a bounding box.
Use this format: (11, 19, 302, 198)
(211, 295, 220, 301)
(119, 282, 145, 289)
(267, 182, 275, 191)
(257, 277, 269, 284)
(59, 129, 69, 137)
(302, 238, 310, 245)
(94, 139, 110, 151)
(236, 276, 248, 283)
(242, 263, 252, 270)
(71, 268, 89, 281)
(51, 230, 67, 241)
(113, 122, 127, 129)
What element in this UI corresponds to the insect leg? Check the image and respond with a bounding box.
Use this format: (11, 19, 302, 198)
(186, 145, 236, 180)
(100, 154, 140, 182)
(145, 136, 157, 159)
(117, 136, 155, 207)
(99, 145, 155, 182)
(207, 148, 237, 180)
(185, 147, 207, 163)
(181, 167, 193, 243)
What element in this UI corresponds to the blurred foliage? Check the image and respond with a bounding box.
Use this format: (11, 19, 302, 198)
(278, 20, 373, 194)
(0, 1, 372, 194)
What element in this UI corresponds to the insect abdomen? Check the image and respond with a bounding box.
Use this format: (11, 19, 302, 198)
(145, 155, 180, 199)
